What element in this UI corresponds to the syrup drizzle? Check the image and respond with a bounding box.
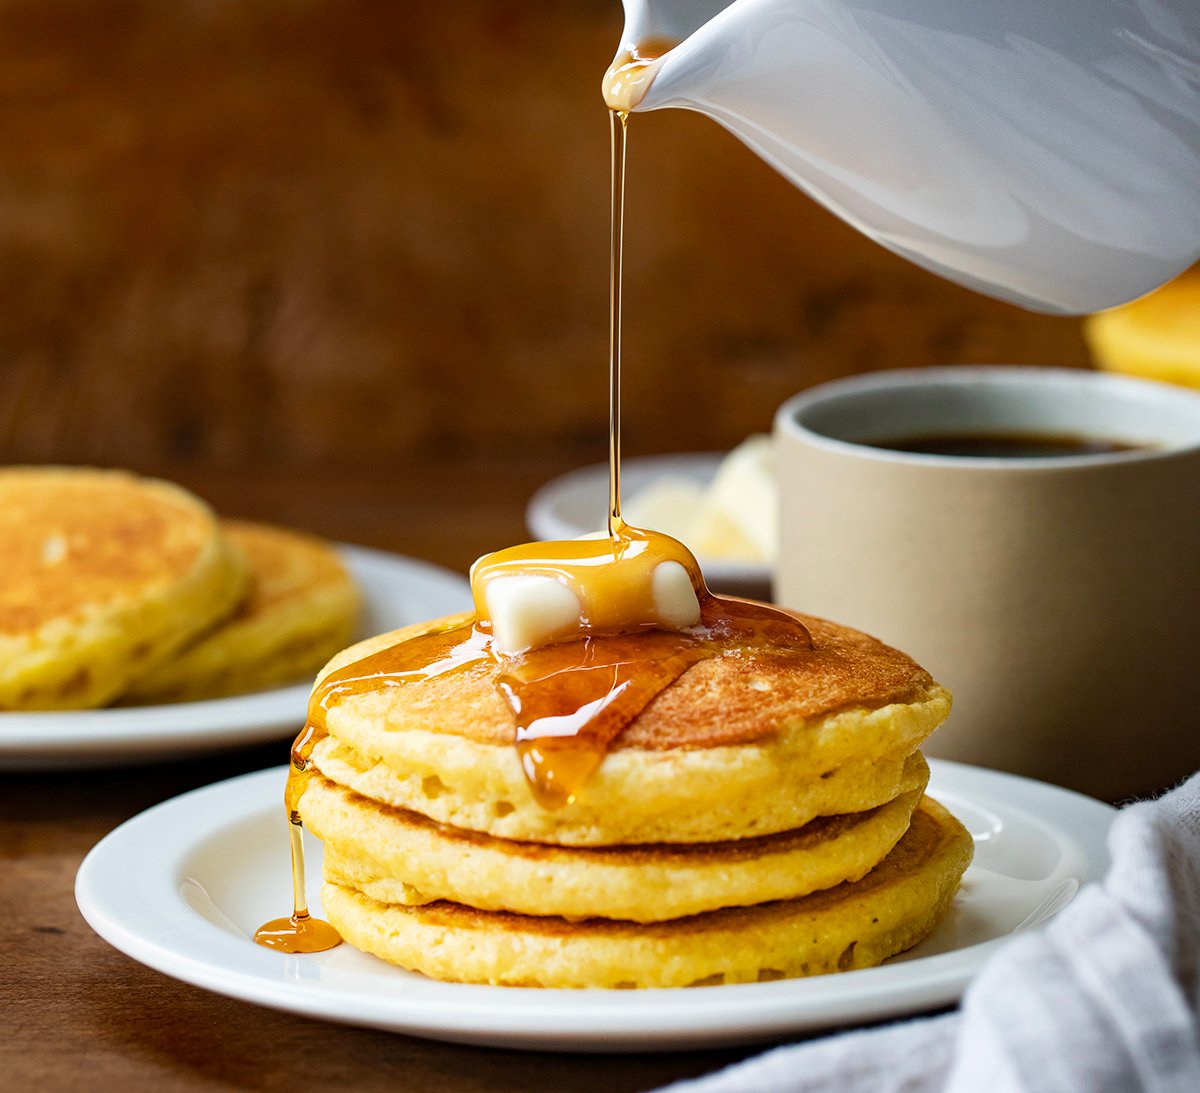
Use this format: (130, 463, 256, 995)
(251, 724, 343, 953)
(609, 105, 627, 535)
(284, 588, 810, 812)
(255, 40, 810, 950)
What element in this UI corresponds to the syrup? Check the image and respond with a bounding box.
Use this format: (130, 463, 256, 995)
(251, 725, 343, 953)
(255, 38, 809, 949)
(608, 104, 628, 534)
(601, 37, 676, 115)
(284, 586, 810, 811)
(251, 817, 342, 953)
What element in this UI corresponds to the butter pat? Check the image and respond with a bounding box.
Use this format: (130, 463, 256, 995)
(706, 435, 776, 561)
(652, 561, 701, 628)
(622, 436, 777, 564)
(472, 527, 707, 655)
(485, 574, 582, 655)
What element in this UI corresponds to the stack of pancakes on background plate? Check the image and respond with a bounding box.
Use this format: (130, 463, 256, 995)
(298, 612, 973, 988)
(0, 466, 359, 710)
(126, 519, 361, 703)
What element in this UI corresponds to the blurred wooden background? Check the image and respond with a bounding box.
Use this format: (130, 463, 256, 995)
(0, 0, 1089, 566)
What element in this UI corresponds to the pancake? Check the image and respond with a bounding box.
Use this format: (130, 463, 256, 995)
(318, 611, 937, 751)
(1084, 270, 1200, 388)
(320, 795, 973, 988)
(307, 612, 950, 845)
(305, 758, 928, 922)
(0, 466, 247, 710)
(123, 520, 360, 703)
(313, 734, 931, 849)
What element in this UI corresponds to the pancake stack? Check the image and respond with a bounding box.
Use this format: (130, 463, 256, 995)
(297, 612, 974, 988)
(0, 466, 359, 710)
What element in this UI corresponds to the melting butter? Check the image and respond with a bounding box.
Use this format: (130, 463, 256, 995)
(471, 525, 704, 655)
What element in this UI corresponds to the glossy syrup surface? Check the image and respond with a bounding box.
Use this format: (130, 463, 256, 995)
(471, 523, 702, 636)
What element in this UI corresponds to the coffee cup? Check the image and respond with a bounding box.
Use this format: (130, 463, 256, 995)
(774, 366, 1200, 801)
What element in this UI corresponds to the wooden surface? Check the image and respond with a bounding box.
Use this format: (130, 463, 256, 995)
(0, 469, 762, 1093)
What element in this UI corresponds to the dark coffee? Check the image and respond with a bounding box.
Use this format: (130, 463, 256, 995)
(865, 432, 1144, 459)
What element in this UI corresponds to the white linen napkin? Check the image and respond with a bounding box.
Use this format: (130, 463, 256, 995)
(658, 772, 1200, 1093)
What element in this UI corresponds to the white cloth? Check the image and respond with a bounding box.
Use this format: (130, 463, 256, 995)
(659, 772, 1200, 1093)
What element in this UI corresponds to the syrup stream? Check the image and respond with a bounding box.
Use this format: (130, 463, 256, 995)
(609, 108, 628, 536)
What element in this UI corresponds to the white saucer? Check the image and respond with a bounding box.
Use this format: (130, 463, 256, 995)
(526, 454, 772, 597)
(75, 760, 1115, 1051)
(0, 545, 471, 770)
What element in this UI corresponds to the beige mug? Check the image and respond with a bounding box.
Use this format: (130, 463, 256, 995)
(774, 366, 1200, 801)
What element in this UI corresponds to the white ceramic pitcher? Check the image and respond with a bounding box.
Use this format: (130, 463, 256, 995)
(612, 0, 1200, 314)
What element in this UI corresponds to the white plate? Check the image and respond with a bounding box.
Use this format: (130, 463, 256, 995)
(0, 545, 471, 770)
(75, 759, 1115, 1052)
(526, 454, 772, 597)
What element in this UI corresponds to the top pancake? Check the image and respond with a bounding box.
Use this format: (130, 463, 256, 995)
(309, 609, 950, 844)
(317, 610, 936, 752)
(0, 466, 247, 709)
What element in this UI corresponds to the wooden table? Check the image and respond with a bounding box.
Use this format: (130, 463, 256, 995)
(0, 462, 764, 1093)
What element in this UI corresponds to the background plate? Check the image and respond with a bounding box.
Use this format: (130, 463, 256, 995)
(0, 544, 471, 769)
(75, 759, 1116, 1051)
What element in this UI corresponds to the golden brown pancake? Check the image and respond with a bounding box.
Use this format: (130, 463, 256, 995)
(317, 611, 936, 752)
(312, 733, 933, 848)
(307, 611, 951, 845)
(123, 520, 360, 702)
(320, 796, 974, 988)
(0, 466, 247, 710)
(304, 759, 928, 922)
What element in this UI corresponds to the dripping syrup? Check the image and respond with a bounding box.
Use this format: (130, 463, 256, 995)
(251, 728, 342, 952)
(255, 39, 811, 949)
